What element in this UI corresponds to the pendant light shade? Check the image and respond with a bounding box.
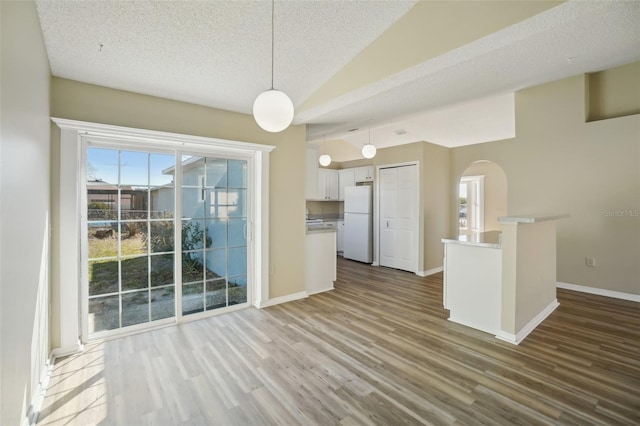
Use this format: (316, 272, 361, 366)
(318, 153, 331, 167)
(318, 134, 331, 166)
(362, 124, 377, 159)
(253, 0, 294, 133)
(362, 144, 377, 159)
(253, 89, 294, 133)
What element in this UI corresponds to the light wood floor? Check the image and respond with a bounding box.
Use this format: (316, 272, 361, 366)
(38, 258, 640, 425)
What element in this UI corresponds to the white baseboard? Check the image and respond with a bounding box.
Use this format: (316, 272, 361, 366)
(557, 282, 640, 302)
(447, 317, 498, 336)
(51, 341, 84, 359)
(417, 266, 443, 277)
(257, 291, 308, 308)
(307, 285, 334, 296)
(496, 299, 559, 345)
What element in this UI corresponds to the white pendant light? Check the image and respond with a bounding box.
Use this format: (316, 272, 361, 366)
(318, 153, 332, 167)
(253, 0, 294, 133)
(362, 125, 377, 159)
(318, 134, 332, 166)
(253, 89, 294, 132)
(362, 144, 377, 159)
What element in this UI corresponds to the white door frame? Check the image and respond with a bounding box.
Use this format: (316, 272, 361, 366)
(373, 161, 421, 274)
(52, 118, 274, 354)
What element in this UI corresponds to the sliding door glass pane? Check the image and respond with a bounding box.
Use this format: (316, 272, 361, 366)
(86, 148, 249, 336)
(86, 148, 176, 335)
(181, 155, 248, 316)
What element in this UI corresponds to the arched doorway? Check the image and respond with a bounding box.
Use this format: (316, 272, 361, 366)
(459, 161, 507, 236)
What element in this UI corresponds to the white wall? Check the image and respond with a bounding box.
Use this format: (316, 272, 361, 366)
(0, 2, 52, 424)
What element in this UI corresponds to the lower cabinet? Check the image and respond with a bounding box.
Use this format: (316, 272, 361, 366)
(306, 230, 337, 295)
(337, 220, 344, 254)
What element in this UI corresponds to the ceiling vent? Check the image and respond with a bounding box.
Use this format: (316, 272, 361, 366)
(394, 129, 407, 135)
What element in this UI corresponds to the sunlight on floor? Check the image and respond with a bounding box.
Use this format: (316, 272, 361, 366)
(37, 344, 107, 425)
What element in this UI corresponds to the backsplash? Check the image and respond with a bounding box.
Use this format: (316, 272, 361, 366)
(306, 200, 343, 219)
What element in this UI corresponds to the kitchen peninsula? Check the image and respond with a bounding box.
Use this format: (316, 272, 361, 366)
(442, 214, 568, 344)
(305, 224, 337, 295)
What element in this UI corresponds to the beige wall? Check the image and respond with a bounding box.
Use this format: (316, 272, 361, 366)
(306, 200, 341, 217)
(422, 143, 452, 271)
(0, 2, 52, 424)
(50, 78, 307, 308)
(299, 0, 560, 113)
(452, 72, 640, 295)
(339, 141, 451, 272)
(588, 61, 640, 121)
(461, 161, 508, 231)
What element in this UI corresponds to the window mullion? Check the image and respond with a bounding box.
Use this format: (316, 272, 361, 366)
(174, 151, 183, 321)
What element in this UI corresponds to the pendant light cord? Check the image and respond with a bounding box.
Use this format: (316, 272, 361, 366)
(271, 0, 275, 90)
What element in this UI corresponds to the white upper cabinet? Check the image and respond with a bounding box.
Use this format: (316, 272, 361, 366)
(338, 169, 355, 201)
(354, 166, 374, 182)
(308, 151, 373, 200)
(318, 169, 339, 200)
(307, 147, 339, 200)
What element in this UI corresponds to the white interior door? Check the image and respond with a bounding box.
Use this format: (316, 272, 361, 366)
(379, 165, 418, 272)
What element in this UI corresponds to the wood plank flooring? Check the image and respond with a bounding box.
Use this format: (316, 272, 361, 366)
(37, 257, 640, 425)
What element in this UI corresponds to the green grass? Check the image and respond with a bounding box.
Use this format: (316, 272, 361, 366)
(88, 227, 235, 302)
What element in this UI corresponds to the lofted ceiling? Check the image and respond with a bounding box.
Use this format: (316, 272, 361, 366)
(36, 0, 640, 161)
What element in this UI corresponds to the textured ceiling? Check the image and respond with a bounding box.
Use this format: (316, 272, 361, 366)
(35, 0, 415, 116)
(36, 0, 640, 159)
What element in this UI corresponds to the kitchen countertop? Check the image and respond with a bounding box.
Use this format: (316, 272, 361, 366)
(498, 213, 569, 224)
(306, 227, 338, 235)
(441, 231, 502, 248)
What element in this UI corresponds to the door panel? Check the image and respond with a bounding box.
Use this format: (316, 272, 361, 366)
(379, 165, 418, 272)
(180, 155, 248, 316)
(85, 148, 250, 339)
(85, 148, 176, 336)
(379, 168, 397, 267)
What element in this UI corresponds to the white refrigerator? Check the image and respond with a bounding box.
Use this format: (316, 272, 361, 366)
(343, 185, 373, 263)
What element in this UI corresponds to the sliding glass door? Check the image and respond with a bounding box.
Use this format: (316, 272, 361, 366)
(180, 155, 248, 316)
(85, 147, 249, 338)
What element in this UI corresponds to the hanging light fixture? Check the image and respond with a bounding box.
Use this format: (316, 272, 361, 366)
(318, 134, 331, 166)
(253, 0, 294, 133)
(362, 125, 377, 159)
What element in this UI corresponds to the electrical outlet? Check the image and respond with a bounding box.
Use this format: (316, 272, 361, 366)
(585, 257, 596, 267)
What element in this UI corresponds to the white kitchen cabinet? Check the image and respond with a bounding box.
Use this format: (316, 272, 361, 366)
(306, 147, 339, 200)
(354, 166, 374, 182)
(305, 230, 336, 295)
(317, 168, 339, 200)
(337, 220, 344, 254)
(338, 169, 355, 201)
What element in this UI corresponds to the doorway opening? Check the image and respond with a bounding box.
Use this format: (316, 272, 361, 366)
(459, 175, 484, 235)
(458, 161, 507, 237)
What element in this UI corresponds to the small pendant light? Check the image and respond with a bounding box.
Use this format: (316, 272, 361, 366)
(362, 125, 377, 159)
(253, 0, 294, 133)
(318, 134, 332, 166)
